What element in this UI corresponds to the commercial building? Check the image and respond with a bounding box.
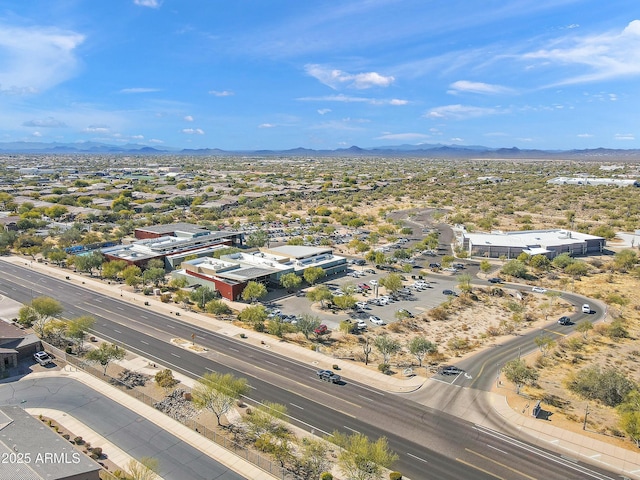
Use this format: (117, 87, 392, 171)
(461, 229, 606, 259)
(172, 245, 347, 301)
(0, 405, 101, 480)
(101, 223, 243, 270)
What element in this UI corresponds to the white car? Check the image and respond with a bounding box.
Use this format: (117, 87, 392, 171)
(369, 279, 378, 286)
(531, 286, 547, 293)
(356, 320, 368, 329)
(33, 351, 53, 366)
(369, 315, 385, 325)
(582, 304, 591, 314)
(356, 301, 368, 309)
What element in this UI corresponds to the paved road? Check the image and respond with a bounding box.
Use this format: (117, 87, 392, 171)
(0, 262, 618, 480)
(0, 376, 245, 480)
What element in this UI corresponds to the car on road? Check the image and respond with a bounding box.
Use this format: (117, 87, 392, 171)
(438, 365, 462, 375)
(33, 351, 53, 366)
(582, 303, 591, 314)
(558, 316, 571, 325)
(531, 286, 547, 293)
(369, 315, 385, 325)
(487, 277, 503, 284)
(316, 369, 341, 383)
(442, 289, 457, 297)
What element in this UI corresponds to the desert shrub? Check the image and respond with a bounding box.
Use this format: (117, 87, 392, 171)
(593, 323, 609, 336)
(320, 473, 333, 480)
(378, 363, 390, 374)
(387, 322, 403, 333)
(155, 369, 178, 389)
(486, 324, 501, 337)
(565, 337, 584, 351)
(606, 319, 629, 340)
(91, 447, 102, 457)
(565, 365, 635, 407)
(73, 436, 83, 444)
(390, 472, 403, 480)
(429, 306, 449, 321)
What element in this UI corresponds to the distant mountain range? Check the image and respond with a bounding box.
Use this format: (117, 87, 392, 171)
(2, 140, 640, 159)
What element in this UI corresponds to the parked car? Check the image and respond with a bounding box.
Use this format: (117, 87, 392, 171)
(316, 369, 341, 383)
(558, 316, 571, 325)
(582, 304, 591, 314)
(442, 289, 457, 297)
(369, 315, 385, 325)
(429, 263, 441, 269)
(487, 277, 503, 284)
(33, 351, 53, 366)
(532, 286, 547, 293)
(364, 269, 376, 274)
(438, 365, 462, 375)
(356, 320, 368, 329)
(453, 263, 465, 269)
(397, 308, 414, 318)
(442, 267, 458, 273)
(369, 280, 378, 286)
(314, 324, 329, 335)
(356, 301, 368, 309)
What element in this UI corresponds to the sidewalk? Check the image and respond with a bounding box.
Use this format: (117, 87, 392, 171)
(20, 368, 278, 480)
(7, 256, 640, 479)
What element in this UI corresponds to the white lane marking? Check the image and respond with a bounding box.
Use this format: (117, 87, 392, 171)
(166, 324, 175, 329)
(487, 444, 508, 455)
(113, 329, 122, 334)
(407, 452, 428, 463)
(358, 394, 373, 402)
(290, 403, 304, 410)
(228, 347, 239, 352)
(344, 426, 360, 434)
(171, 353, 180, 358)
(140, 340, 149, 345)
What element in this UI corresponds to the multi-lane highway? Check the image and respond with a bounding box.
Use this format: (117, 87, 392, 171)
(0, 261, 619, 480)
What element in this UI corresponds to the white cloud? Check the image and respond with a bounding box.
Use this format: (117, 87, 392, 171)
(305, 64, 394, 89)
(375, 132, 432, 141)
(0, 25, 84, 95)
(317, 109, 332, 115)
(298, 94, 406, 105)
(522, 20, 640, 85)
(83, 125, 110, 133)
(448, 80, 513, 95)
(22, 117, 67, 128)
(208, 90, 234, 96)
(131, 135, 144, 140)
(425, 104, 506, 120)
(32, 131, 42, 137)
(182, 128, 204, 135)
(134, 0, 161, 8)
(149, 139, 164, 144)
(258, 123, 276, 129)
(184, 115, 194, 122)
(119, 87, 161, 93)
(577, 133, 593, 138)
(614, 133, 635, 141)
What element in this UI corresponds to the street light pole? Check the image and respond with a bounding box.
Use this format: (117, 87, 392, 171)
(583, 404, 589, 430)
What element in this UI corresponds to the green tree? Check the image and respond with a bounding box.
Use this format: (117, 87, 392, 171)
(280, 272, 302, 292)
(407, 337, 437, 367)
(575, 320, 594, 340)
(241, 281, 268, 303)
(238, 304, 268, 331)
(85, 343, 125, 375)
(534, 335, 556, 357)
(552, 253, 574, 270)
(501, 260, 528, 279)
(24, 296, 64, 337)
(206, 299, 232, 315)
(122, 264, 142, 289)
(246, 230, 269, 248)
(46, 248, 68, 266)
(333, 294, 357, 311)
(529, 254, 551, 271)
(297, 438, 330, 479)
(102, 260, 128, 280)
(66, 315, 95, 352)
(330, 431, 399, 480)
(192, 372, 250, 426)
(303, 266, 326, 286)
(306, 285, 333, 308)
(374, 335, 401, 364)
(190, 286, 217, 309)
(380, 273, 403, 293)
(501, 358, 539, 394)
(566, 365, 634, 407)
(143, 267, 166, 287)
(479, 259, 491, 274)
(295, 314, 321, 340)
(457, 273, 472, 293)
(564, 261, 589, 278)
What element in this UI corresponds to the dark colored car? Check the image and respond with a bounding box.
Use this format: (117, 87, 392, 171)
(316, 369, 341, 383)
(558, 316, 571, 325)
(438, 365, 462, 375)
(429, 263, 441, 269)
(442, 289, 457, 296)
(488, 277, 503, 284)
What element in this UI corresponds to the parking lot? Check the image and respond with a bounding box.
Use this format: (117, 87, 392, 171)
(266, 267, 462, 332)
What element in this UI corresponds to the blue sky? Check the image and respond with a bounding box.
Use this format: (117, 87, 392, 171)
(1, 1, 640, 151)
